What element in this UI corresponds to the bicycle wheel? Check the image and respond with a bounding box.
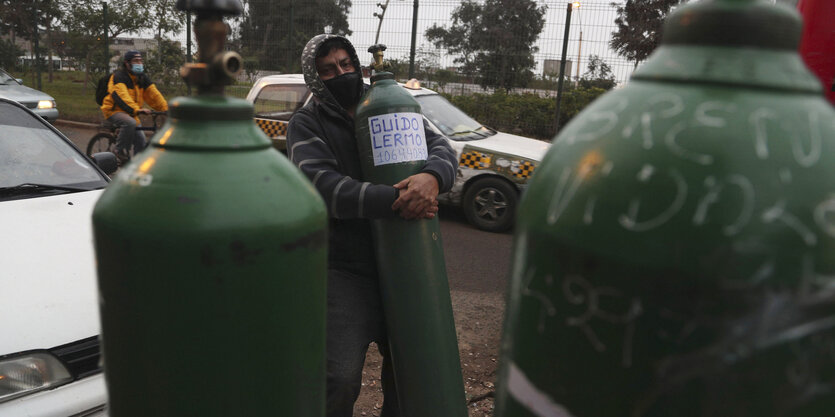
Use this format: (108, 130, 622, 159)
(86, 133, 116, 157)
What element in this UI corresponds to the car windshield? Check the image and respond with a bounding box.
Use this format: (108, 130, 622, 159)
(415, 94, 494, 141)
(0, 102, 106, 200)
(0, 69, 18, 85)
(254, 84, 309, 121)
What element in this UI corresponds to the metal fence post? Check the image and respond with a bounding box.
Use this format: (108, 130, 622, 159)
(102, 2, 108, 71)
(409, 0, 418, 79)
(555, 2, 572, 134)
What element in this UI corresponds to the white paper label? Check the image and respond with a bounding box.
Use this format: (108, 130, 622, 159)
(367, 112, 428, 166)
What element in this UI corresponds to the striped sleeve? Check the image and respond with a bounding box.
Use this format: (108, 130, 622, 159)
(420, 121, 457, 193)
(287, 112, 398, 220)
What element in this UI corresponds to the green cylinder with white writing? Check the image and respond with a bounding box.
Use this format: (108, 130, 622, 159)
(495, 1, 835, 416)
(354, 72, 468, 417)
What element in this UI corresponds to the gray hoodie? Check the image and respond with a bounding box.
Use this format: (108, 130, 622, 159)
(287, 34, 457, 276)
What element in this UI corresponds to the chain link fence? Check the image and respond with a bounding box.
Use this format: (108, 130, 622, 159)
(220, 0, 630, 96)
(5, 0, 799, 134)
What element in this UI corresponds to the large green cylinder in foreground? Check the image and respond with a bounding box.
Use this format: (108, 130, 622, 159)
(495, 1, 835, 416)
(93, 96, 328, 416)
(355, 73, 468, 417)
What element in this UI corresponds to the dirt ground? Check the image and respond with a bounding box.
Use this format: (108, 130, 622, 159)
(353, 290, 505, 417)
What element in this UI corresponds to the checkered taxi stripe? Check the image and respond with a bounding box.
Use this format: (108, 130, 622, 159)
(459, 151, 492, 169)
(254, 118, 288, 138)
(511, 160, 536, 179)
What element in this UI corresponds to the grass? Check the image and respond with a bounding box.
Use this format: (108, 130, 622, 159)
(11, 70, 252, 123)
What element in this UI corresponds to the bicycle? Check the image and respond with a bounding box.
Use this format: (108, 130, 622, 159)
(85, 111, 167, 162)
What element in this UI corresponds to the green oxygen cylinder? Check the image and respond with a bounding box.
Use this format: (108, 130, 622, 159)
(495, 0, 835, 416)
(91, 2, 328, 416)
(354, 72, 468, 417)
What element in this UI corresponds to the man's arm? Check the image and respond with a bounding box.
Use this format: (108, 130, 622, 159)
(143, 85, 168, 112)
(109, 72, 142, 116)
(392, 122, 457, 219)
(287, 111, 398, 220)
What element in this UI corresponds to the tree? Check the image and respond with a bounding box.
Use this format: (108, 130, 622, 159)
(425, 1, 482, 85)
(0, 38, 23, 70)
(145, 0, 185, 67)
(609, 0, 685, 67)
(237, 0, 352, 73)
(1, 1, 63, 84)
(59, 0, 144, 88)
(425, 0, 545, 90)
(579, 55, 616, 91)
(144, 38, 185, 91)
(0, 1, 36, 44)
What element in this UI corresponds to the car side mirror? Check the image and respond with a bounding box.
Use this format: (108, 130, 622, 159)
(91, 152, 118, 175)
(15, 78, 23, 84)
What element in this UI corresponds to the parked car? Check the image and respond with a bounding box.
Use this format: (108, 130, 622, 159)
(246, 75, 550, 232)
(0, 68, 59, 122)
(0, 98, 115, 416)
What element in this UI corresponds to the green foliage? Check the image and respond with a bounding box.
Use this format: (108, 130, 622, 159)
(59, 0, 145, 86)
(433, 69, 457, 93)
(425, 0, 546, 90)
(146, 0, 184, 41)
(425, 1, 482, 80)
(610, 0, 685, 66)
(0, 38, 23, 70)
(0, 1, 39, 41)
(444, 86, 608, 140)
(237, 0, 352, 73)
(579, 55, 616, 91)
(144, 38, 186, 93)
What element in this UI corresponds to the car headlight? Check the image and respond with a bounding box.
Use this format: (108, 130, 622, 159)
(37, 100, 55, 109)
(0, 353, 72, 403)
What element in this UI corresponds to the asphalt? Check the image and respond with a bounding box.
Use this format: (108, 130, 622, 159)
(54, 119, 99, 129)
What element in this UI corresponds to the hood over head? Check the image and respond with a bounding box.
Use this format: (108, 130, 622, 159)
(301, 34, 364, 111)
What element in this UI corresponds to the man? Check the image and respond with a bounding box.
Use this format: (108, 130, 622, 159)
(100, 50, 168, 163)
(287, 34, 458, 417)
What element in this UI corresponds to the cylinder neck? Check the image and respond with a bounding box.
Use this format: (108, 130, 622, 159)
(662, 0, 801, 50)
(632, 0, 821, 93)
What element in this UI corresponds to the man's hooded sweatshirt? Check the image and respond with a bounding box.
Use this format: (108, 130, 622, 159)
(287, 34, 458, 277)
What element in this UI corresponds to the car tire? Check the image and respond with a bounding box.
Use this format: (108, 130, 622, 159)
(462, 177, 518, 233)
(86, 133, 116, 157)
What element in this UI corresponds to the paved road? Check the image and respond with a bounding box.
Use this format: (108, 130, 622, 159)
(58, 121, 515, 295)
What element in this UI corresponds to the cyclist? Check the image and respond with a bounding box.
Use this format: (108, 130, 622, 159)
(100, 50, 168, 163)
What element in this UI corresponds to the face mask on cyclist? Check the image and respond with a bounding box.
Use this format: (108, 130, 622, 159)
(131, 64, 144, 74)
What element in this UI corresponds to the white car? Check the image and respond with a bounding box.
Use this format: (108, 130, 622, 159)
(0, 98, 116, 416)
(246, 74, 550, 232)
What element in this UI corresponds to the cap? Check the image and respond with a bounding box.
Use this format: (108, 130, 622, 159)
(124, 50, 142, 61)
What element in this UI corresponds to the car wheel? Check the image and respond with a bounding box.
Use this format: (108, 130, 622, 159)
(462, 177, 518, 233)
(86, 133, 116, 157)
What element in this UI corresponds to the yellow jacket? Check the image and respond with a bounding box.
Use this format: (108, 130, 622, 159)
(100, 69, 168, 121)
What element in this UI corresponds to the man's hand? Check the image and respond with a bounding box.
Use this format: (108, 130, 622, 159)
(392, 172, 440, 220)
(136, 108, 152, 115)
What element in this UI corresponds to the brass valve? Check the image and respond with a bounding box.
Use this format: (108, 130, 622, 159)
(367, 44, 393, 73)
(176, 0, 243, 94)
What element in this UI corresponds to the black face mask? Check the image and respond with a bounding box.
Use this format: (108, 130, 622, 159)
(323, 72, 362, 110)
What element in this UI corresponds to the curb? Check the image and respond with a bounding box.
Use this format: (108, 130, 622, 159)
(54, 119, 99, 129)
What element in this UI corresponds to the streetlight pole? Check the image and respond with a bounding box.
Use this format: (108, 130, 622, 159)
(554, 2, 575, 133)
(374, 0, 391, 44)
